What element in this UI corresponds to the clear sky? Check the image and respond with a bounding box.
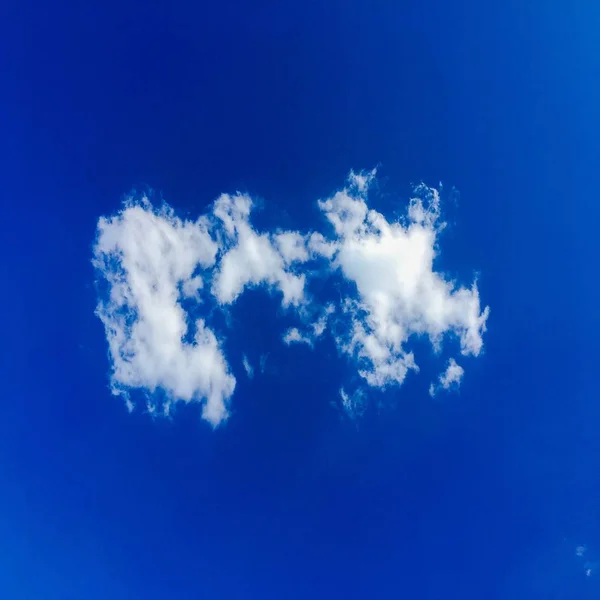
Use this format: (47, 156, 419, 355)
(2, 1, 600, 598)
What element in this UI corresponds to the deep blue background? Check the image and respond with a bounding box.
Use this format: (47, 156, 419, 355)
(2, 1, 599, 598)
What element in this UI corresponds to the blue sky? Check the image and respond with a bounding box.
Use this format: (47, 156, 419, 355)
(2, 1, 600, 598)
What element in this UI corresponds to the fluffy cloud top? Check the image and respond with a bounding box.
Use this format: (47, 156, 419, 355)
(322, 172, 489, 389)
(92, 201, 234, 425)
(211, 193, 308, 307)
(93, 172, 489, 425)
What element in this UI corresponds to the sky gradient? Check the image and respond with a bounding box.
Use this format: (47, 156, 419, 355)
(2, 1, 600, 598)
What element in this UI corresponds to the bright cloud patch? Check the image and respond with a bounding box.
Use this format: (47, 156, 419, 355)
(282, 327, 313, 346)
(93, 171, 489, 425)
(321, 172, 489, 389)
(429, 358, 465, 397)
(92, 200, 235, 426)
(211, 193, 308, 307)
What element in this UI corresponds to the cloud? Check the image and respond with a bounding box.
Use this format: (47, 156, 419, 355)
(429, 358, 465, 397)
(281, 304, 335, 347)
(282, 327, 313, 346)
(275, 231, 310, 264)
(319, 171, 489, 390)
(211, 193, 308, 307)
(440, 359, 465, 388)
(339, 388, 366, 419)
(312, 303, 335, 337)
(242, 355, 254, 379)
(93, 171, 489, 425)
(92, 199, 235, 426)
(308, 232, 337, 259)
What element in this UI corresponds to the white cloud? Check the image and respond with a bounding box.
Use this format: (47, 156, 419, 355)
(282, 327, 313, 346)
(317, 174, 370, 238)
(339, 388, 365, 419)
(308, 232, 337, 259)
(242, 355, 254, 379)
(275, 231, 310, 264)
(319, 172, 489, 390)
(429, 358, 465, 397)
(211, 193, 307, 307)
(312, 303, 335, 337)
(281, 304, 335, 348)
(93, 199, 235, 426)
(93, 170, 489, 425)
